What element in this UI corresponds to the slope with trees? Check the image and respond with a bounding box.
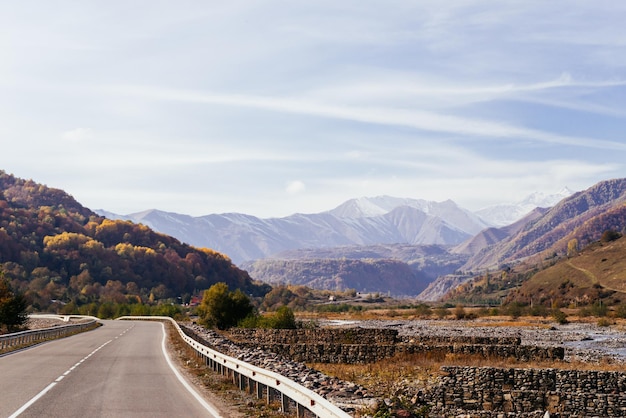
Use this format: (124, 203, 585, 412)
(0, 170, 269, 313)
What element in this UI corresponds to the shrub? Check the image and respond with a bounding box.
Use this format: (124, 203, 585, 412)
(551, 309, 568, 324)
(433, 306, 449, 319)
(454, 305, 467, 320)
(601, 229, 622, 243)
(414, 304, 431, 318)
(197, 282, 253, 329)
(615, 304, 626, 318)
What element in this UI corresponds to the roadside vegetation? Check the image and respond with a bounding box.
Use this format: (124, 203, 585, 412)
(0, 271, 27, 333)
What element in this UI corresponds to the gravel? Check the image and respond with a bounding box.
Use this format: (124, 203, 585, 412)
(181, 322, 374, 412)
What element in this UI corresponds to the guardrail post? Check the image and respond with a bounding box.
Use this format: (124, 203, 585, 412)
(297, 403, 306, 418)
(281, 393, 290, 413)
(267, 386, 274, 404)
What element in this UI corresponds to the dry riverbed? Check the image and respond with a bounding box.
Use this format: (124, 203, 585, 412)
(320, 317, 626, 364)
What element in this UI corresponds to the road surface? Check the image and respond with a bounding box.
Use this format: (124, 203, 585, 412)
(0, 320, 222, 417)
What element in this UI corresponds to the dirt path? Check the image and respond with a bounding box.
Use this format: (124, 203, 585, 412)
(566, 261, 625, 294)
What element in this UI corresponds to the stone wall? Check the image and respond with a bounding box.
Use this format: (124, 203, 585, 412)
(227, 328, 400, 345)
(429, 366, 626, 417)
(226, 328, 563, 364)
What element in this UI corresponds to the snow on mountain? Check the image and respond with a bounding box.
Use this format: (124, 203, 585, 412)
(475, 187, 574, 227)
(97, 196, 488, 264)
(96, 190, 571, 265)
(328, 196, 430, 218)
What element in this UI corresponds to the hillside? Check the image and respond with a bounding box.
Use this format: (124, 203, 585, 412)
(421, 178, 626, 301)
(453, 207, 550, 256)
(443, 233, 626, 309)
(0, 170, 269, 312)
(507, 235, 626, 307)
(463, 178, 626, 272)
(242, 258, 431, 296)
(243, 244, 467, 296)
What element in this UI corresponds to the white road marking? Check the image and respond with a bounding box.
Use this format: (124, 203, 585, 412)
(159, 323, 224, 418)
(8, 326, 133, 417)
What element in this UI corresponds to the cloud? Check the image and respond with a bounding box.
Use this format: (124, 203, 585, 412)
(109, 84, 626, 151)
(61, 128, 93, 142)
(286, 180, 306, 194)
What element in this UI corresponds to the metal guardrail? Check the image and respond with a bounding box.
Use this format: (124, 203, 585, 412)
(118, 316, 351, 418)
(0, 319, 99, 352)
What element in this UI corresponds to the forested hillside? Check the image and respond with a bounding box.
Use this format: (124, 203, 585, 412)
(0, 170, 269, 312)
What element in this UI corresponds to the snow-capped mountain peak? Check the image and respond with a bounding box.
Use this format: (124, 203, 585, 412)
(476, 187, 575, 227)
(519, 187, 574, 207)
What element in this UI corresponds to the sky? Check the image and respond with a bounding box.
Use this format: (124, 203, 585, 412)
(1, 1, 626, 218)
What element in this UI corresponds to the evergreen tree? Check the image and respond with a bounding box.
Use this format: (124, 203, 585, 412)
(0, 272, 28, 332)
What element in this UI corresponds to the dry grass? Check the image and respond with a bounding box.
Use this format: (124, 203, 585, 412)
(309, 349, 626, 400)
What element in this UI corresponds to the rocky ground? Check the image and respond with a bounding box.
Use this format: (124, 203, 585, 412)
(182, 322, 376, 413)
(183, 318, 626, 416)
(333, 318, 626, 364)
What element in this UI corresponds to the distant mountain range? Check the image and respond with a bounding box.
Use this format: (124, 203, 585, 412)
(97, 191, 570, 265)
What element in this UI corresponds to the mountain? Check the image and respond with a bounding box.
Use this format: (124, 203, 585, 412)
(99, 197, 490, 265)
(242, 258, 430, 296)
(242, 244, 468, 296)
(475, 187, 574, 227)
(420, 178, 626, 301)
(452, 207, 550, 257)
(0, 170, 268, 312)
(464, 178, 626, 272)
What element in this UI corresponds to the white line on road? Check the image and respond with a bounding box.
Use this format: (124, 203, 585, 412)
(159, 322, 224, 418)
(8, 326, 133, 417)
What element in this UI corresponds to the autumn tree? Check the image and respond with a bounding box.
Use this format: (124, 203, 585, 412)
(0, 272, 28, 332)
(567, 238, 579, 258)
(197, 282, 253, 329)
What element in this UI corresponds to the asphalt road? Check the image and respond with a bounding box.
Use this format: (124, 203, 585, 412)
(0, 320, 222, 417)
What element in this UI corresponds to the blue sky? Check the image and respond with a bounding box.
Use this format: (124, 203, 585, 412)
(1, 1, 625, 217)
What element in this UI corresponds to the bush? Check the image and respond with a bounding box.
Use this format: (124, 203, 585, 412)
(263, 306, 297, 329)
(454, 305, 467, 320)
(414, 304, 431, 318)
(503, 302, 525, 319)
(615, 304, 626, 318)
(433, 307, 449, 319)
(529, 304, 548, 318)
(551, 309, 568, 324)
(238, 306, 297, 329)
(197, 282, 254, 330)
(601, 230, 622, 243)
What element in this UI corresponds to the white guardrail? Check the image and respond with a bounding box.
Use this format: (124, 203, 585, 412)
(118, 316, 351, 418)
(0, 316, 99, 352)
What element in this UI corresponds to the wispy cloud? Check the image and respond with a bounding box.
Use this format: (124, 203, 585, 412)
(108, 84, 626, 151)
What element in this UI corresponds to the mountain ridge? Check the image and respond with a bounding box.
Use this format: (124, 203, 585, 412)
(101, 193, 578, 265)
(98, 197, 493, 264)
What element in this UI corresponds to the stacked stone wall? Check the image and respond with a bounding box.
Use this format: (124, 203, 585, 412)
(227, 328, 563, 364)
(228, 328, 399, 345)
(430, 366, 626, 417)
